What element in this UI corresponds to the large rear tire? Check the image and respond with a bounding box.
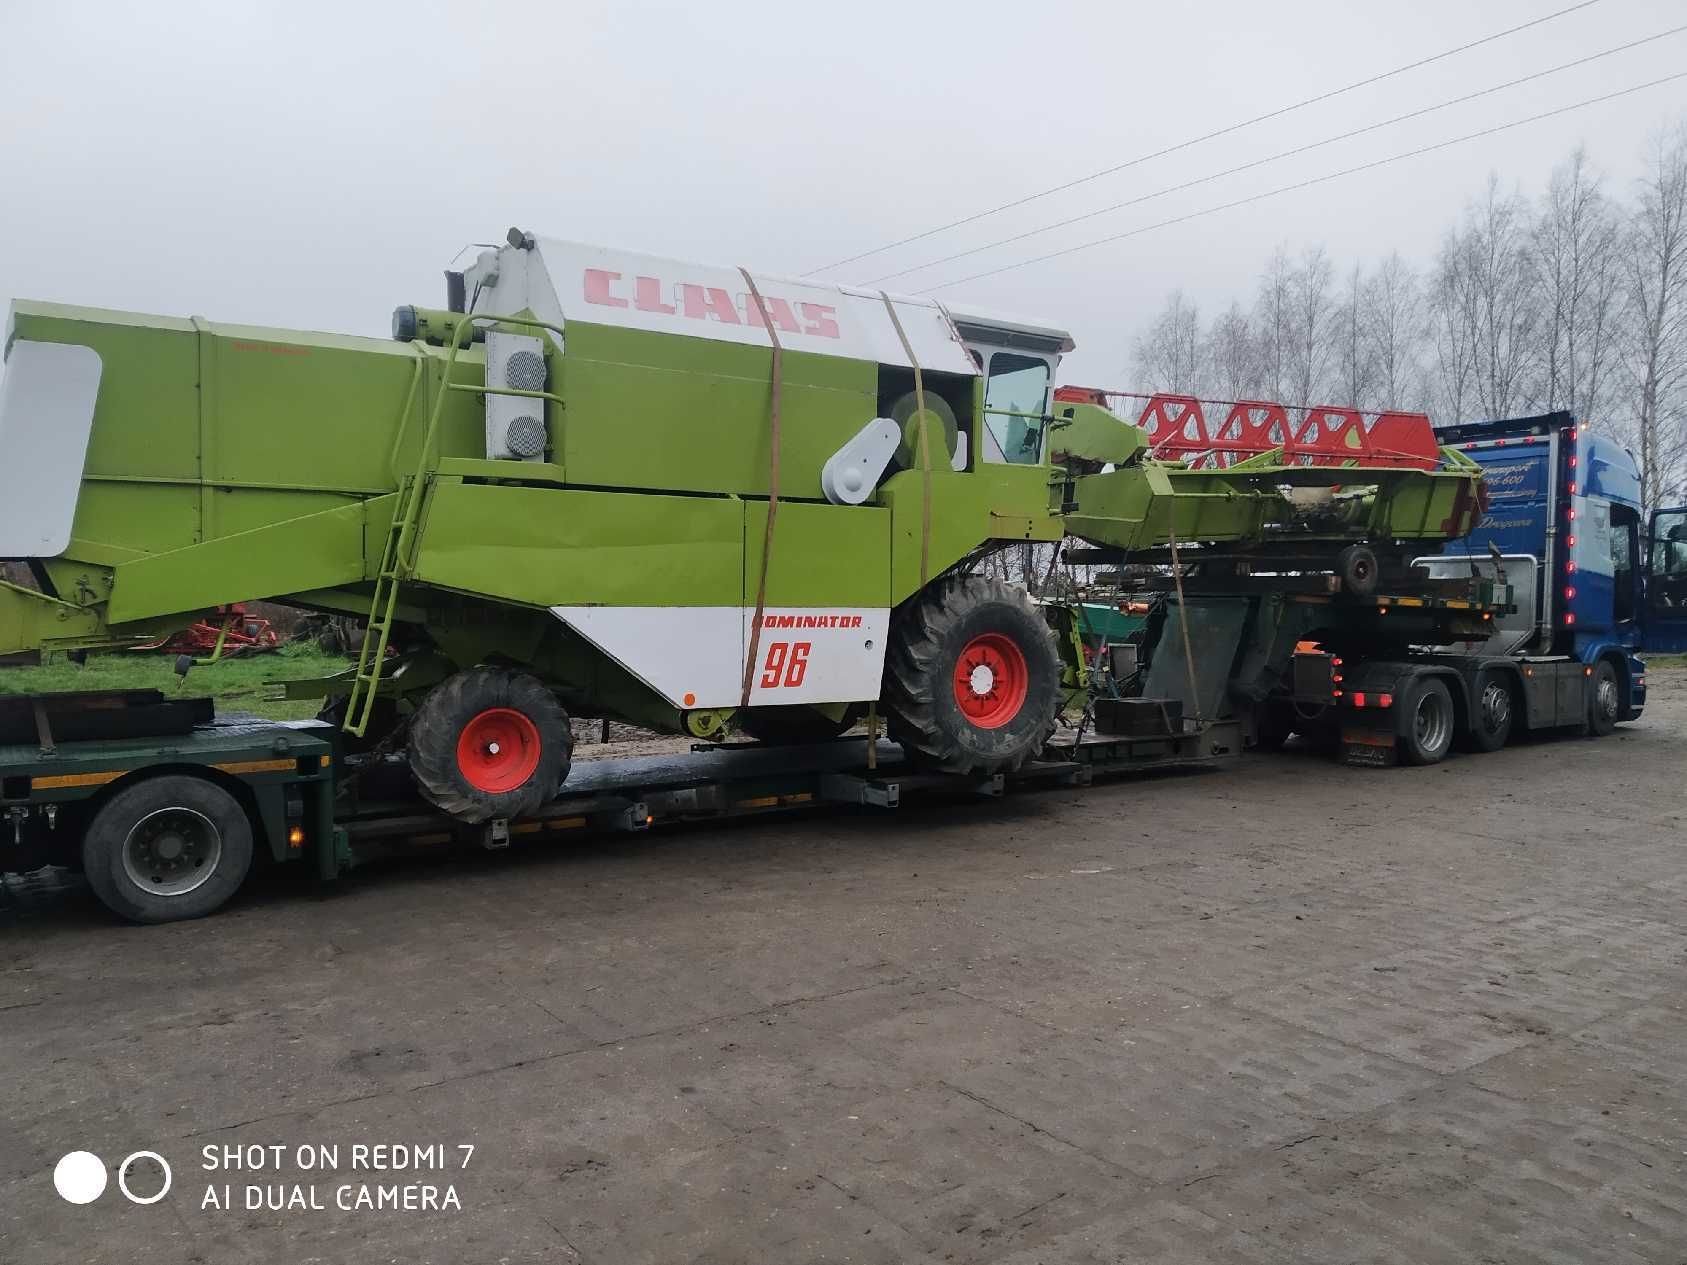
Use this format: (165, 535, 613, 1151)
(882, 575, 1061, 775)
(1399, 676, 1454, 766)
(1463, 670, 1514, 753)
(82, 775, 254, 923)
(408, 668, 572, 823)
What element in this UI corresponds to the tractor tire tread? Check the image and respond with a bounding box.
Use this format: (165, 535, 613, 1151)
(408, 667, 572, 824)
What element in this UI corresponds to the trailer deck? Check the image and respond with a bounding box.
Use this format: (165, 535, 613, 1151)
(332, 720, 1243, 867)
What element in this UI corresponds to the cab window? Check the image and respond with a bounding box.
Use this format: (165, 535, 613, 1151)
(1610, 503, 1638, 624)
(983, 352, 1050, 465)
(1651, 509, 1687, 609)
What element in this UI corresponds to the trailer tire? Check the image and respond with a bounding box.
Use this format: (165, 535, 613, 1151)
(1465, 671, 1514, 753)
(882, 575, 1061, 776)
(1399, 676, 1454, 766)
(82, 775, 254, 923)
(1586, 659, 1620, 737)
(408, 668, 572, 823)
(737, 704, 863, 745)
(1337, 544, 1380, 598)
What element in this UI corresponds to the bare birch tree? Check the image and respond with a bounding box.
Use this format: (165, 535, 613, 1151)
(1204, 301, 1259, 401)
(1363, 252, 1426, 410)
(1624, 123, 1687, 510)
(1130, 291, 1204, 394)
(1535, 148, 1625, 422)
(1254, 248, 1294, 401)
(1286, 246, 1335, 404)
(1333, 262, 1374, 409)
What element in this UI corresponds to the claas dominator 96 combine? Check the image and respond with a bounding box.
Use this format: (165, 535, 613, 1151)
(0, 229, 1486, 830)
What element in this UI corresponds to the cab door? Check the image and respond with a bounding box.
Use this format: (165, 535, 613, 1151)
(1645, 506, 1687, 652)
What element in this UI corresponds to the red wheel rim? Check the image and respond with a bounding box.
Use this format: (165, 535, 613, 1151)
(455, 707, 542, 793)
(952, 632, 1029, 729)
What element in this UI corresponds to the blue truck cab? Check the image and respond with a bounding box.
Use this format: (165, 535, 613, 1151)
(1431, 410, 1687, 726)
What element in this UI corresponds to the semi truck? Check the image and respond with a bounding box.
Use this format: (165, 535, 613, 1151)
(1057, 393, 1678, 766)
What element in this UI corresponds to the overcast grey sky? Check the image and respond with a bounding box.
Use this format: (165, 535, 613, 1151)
(2, 0, 1684, 384)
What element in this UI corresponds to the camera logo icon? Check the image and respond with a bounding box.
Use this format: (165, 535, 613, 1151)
(53, 1151, 172, 1205)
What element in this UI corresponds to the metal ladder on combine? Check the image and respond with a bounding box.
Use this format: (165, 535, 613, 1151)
(341, 311, 569, 737)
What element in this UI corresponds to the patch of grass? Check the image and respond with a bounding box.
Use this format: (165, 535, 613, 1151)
(0, 643, 354, 720)
(1644, 653, 1687, 669)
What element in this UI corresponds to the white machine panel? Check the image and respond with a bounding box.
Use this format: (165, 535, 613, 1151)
(483, 330, 548, 461)
(467, 236, 982, 377)
(551, 605, 890, 709)
(0, 339, 103, 557)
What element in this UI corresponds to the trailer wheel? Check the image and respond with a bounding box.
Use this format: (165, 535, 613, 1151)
(408, 668, 572, 823)
(1337, 544, 1379, 598)
(1466, 671, 1514, 752)
(1586, 659, 1620, 737)
(738, 704, 863, 745)
(1399, 676, 1454, 766)
(82, 775, 254, 923)
(882, 575, 1061, 775)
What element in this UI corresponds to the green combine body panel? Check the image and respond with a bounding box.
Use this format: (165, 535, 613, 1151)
(0, 231, 1487, 792)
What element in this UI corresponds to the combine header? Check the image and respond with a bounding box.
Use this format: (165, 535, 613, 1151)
(1, 230, 1487, 835)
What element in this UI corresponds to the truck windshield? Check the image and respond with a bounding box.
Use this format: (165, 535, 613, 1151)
(984, 353, 1050, 465)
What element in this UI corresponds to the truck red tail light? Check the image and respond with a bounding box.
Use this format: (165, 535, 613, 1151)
(1351, 692, 1365, 707)
(1378, 693, 1393, 708)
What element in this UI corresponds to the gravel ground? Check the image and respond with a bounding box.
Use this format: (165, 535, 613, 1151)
(2, 669, 1684, 1263)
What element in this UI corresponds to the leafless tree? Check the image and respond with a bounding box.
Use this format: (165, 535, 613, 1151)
(1429, 233, 1480, 422)
(1332, 263, 1375, 409)
(1131, 290, 1204, 394)
(1119, 117, 1687, 479)
(1253, 248, 1294, 401)
(1434, 176, 1542, 419)
(1204, 301, 1258, 401)
(1623, 123, 1687, 511)
(1286, 246, 1335, 404)
(1363, 252, 1426, 411)
(1535, 148, 1625, 422)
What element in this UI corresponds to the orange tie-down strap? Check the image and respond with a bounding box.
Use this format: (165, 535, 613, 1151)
(739, 267, 784, 709)
(878, 292, 933, 590)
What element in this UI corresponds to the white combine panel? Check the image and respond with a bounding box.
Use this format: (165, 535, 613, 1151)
(482, 330, 548, 462)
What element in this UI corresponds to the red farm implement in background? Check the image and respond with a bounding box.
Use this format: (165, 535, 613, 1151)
(1054, 388, 1443, 471)
(133, 604, 281, 658)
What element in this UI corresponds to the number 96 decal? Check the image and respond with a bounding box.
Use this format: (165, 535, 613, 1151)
(758, 641, 811, 689)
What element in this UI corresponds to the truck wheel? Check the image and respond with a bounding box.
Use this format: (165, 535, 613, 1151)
(82, 775, 254, 923)
(738, 704, 863, 745)
(1399, 676, 1454, 766)
(1466, 671, 1514, 752)
(1586, 659, 1620, 737)
(882, 575, 1061, 775)
(408, 668, 572, 823)
(1337, 544, 1379, 598)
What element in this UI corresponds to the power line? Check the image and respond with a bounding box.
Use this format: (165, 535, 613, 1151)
(867, 24, 1687, 286)
(916, 70, 1687, 293)
(802, 0, 1606, 276)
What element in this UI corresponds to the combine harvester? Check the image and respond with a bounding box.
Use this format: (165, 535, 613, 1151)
(0, 230, 1648, 921)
